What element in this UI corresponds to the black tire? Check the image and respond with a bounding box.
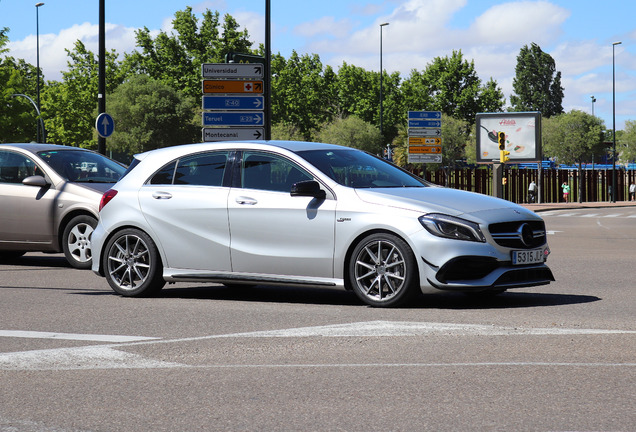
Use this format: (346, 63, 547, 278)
(348, 233, 419, 307)
(62, 215, 97, 269)
(102, 228, 165, 297)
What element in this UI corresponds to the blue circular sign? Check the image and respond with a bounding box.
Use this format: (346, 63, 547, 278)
(95, 113, 115, 138)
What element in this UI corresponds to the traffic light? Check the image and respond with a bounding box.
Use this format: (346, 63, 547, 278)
(497, 131, 506, 150)
(499, 149, 510, 163)
(497, 131, 509, 163)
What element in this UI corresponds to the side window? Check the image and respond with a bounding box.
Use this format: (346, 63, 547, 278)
(0, 150, 37, 184)
(149, 152, 229, 186)
(150, 161, 176, 185)
(174, 152, 228, 186)
(241, 151, 312, 192)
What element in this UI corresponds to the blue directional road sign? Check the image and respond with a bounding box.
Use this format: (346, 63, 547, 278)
(95, 113, 114, 138)
(408, 111, 441, 120)
(408, 119, 441, 128)
(202, 112, 264, 127)
(202, 95, 264, 111)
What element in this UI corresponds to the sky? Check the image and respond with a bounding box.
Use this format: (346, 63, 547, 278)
(2, 0, 636, 131)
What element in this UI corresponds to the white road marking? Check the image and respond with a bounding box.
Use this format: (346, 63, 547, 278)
(0, 345, 185, 370)
(0, 330, 160, 343)
(1, 321, 634, 371)
(213, 321, 636, 338)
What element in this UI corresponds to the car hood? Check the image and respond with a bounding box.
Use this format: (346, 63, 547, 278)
(64, 181, 115, 195)
(354, 187, 537, 220)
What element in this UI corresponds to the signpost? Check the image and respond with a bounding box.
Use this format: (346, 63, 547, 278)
(407, 111, 442, 164)
(202, 112, 263, 127)
(202, 80, 263, 94)
(408, 119, 442, 128)
(202, 63, 263, 79)
(202, 95, 264, 110)
(408, 128, 441, 137)
(201, 62, 266, 142)
(95, 113, 114, 138)
(203, 127, 264, 142)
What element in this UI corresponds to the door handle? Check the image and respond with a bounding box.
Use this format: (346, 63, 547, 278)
(235, 196, 257, 205)
(152, 191, 172, 200)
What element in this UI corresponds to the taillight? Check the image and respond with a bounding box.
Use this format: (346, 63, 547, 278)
(99, 189, 118, 211)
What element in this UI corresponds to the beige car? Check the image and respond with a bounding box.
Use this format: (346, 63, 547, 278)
(0, 143, 126, 268)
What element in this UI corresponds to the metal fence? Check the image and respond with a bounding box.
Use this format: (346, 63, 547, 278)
(420, 167, 636, 204)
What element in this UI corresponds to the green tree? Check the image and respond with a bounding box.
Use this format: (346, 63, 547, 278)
(40, 41, 127, 147)
(125, 7, 254, 100)
(401, 50, 504, 125)
(0, 57, 41, 142)
(271, 51, 334, 141)
(619, 120, 636, 163)
(510, 43, 564, 117)
(543, 110, 604, 165)
(0, 29, 43, 142)
(106, 74, 198, 156)
(0, 27, 8, 55)
(332, 62, 401, 143)
(315, 115, 383, 154)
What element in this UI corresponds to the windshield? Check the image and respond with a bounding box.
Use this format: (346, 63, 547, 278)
(38, 149, 127, 183)
(296, 148, 427, 188)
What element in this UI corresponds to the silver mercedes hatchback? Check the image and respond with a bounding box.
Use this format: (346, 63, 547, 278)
(92, 141, 554, 307)
(0, 143, 127, 268)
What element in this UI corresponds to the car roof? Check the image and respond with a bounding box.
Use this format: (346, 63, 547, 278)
(0, 143, 94, 153)
(133, 140, 351, 161)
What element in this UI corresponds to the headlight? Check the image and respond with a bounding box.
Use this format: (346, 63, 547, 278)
(419, 213, 486, 242)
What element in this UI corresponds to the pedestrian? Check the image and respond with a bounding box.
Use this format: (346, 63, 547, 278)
(561, 181, 570, 202)
(528, 180, 537, 203)
(630, 182, 636, 201)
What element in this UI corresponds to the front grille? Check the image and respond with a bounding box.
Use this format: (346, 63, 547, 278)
(436, 256, 500, 283)
(488, 220, 547, 249)
(494, 267, 555, 287)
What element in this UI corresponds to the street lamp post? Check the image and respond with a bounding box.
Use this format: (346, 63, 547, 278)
(590, 95, 595, 116)
(612, 41, 621, 203)
(379, 22, 389, 139)
(35, 2, 44, 143)
(11, 93, 46, 141)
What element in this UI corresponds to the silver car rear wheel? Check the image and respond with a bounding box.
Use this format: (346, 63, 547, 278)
(349, 233, 419, 307)
(103, 228, 165, 297)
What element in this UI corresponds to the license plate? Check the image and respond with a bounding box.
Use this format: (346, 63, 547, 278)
(512, 248, 546, 265)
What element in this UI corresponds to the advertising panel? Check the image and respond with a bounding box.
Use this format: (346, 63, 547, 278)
(476, 112, 541, 163)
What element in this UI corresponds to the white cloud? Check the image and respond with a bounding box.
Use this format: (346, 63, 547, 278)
(7, 22, 139, 82)
(469, 1, 569, 46)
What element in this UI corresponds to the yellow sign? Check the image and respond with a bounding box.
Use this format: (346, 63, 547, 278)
(203, 80, 263, 94)
(409, 145, 442, 154)
(408, 136, 441, 146)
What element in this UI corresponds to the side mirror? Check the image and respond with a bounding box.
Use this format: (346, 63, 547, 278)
(290, 180, 326, 199)
(23, 175, 50, 188)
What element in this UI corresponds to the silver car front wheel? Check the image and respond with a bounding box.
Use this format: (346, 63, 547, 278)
(103, 228, 165, 297)
(349, 233, 419, 307)
(62, 215, 96, 269)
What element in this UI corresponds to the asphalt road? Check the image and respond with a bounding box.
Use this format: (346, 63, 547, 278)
(1, 207, 635, 432)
